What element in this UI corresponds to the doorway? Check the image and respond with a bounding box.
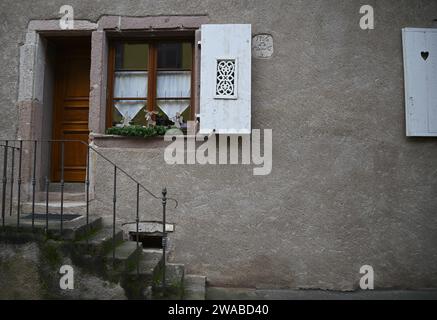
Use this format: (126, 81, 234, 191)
(50, 37, 91, 182)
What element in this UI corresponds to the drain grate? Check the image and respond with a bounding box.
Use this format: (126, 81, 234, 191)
(22, 213, 81, 221)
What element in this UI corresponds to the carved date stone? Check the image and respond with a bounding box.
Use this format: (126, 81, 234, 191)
(252, 34, 274, 59)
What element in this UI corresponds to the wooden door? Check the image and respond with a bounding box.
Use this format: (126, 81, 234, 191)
(51, 39, 91, 182)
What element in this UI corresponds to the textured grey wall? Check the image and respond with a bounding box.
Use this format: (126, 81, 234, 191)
(2, 0, 437, 290)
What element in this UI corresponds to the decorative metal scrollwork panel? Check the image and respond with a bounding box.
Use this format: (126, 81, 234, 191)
(215, 59, 237, 99)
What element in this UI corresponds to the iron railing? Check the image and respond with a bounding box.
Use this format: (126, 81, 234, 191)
(0, 139, 177, 288)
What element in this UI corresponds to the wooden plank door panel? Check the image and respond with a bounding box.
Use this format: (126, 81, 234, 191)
(51, 39, 91, 182)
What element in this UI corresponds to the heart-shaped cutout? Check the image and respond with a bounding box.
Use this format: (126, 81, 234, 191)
(421, 51, 429, 61)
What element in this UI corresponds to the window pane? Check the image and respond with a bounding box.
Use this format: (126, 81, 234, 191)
(114, 71, 148, 98)
(157, 42, 192, 69)
(156, 71, 191, 98)
(113, 100, 147, 126)
(115, 43, 148, 70)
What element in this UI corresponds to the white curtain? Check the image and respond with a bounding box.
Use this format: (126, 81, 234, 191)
(114, 100, 146, 125)
(113, 70, 191, 124)
(156, 71, 191, 98)
(157, 99, 190, 121)
(114, 71, 148, 98)
(156, 71, 191, 121)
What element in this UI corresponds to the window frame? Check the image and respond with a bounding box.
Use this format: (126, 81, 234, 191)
(106, 36, 195, 129)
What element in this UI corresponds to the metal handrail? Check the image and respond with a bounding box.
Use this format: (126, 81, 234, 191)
(0, 139, 176, 288)
(0, 139, 177, 206)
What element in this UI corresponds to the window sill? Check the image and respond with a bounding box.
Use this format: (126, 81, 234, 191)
(90, 133, 169, 149)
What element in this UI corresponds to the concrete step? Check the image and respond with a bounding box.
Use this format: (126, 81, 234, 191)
(75, 226, 123, 255)
(49, 183, 84, 193)
(1, 214, 102, 241)
(184, 275, 206, 300)
(166, 263, 185, 287)
(130, 249, 163, 278)
(21, 201, 88, 215)
(122, 249, 164, 299)
(153, 263, 185, 299)
(58, 216, 102, 240)
(106, 241, 142, 271)
(35, 192, 85, 202)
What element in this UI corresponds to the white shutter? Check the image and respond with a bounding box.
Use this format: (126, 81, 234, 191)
(199, 24, 251, 134)
(403, 28, 437, 136)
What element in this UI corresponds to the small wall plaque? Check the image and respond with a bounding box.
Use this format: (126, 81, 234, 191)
(252, 34, 274, 59)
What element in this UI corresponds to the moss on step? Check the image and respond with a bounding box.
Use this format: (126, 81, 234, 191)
(152, 264, 185, 300)
(0, 224, 198, 300)
(39, 240, 64, 269)
(100, 235, 125, 256)
(74, 226, 101, 242)
(120, 272, 147, 299)
(0, 227, 45, 243)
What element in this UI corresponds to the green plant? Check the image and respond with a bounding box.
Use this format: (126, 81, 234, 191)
(106, 125, 169, 138)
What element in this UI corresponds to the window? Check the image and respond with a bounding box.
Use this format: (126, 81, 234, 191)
(107, 39, 194, 128)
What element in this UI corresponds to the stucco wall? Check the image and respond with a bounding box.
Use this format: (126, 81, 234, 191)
(2, 0, 437, 290)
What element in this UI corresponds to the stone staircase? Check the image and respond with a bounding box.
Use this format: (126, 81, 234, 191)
(0, 191, 207, 300)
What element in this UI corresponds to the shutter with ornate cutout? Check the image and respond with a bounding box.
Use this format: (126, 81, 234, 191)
(199, 24, 251, 134)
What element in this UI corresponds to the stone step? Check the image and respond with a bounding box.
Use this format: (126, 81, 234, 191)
(184, 275, 207, 300)
(153, 263, 185, 299)
(21, 201, 88, 215)
(122, 249, 164, 299)
(75, 226, 123, 255)
(35, 192, 85, 202)
(1, 214, 102, 241)
(129, 249, 163, 279)
(166, 263, 185, 287)
(106, 241, 142, 271)
(51, 216, 102, 240)
(49, 183, 85, 193)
